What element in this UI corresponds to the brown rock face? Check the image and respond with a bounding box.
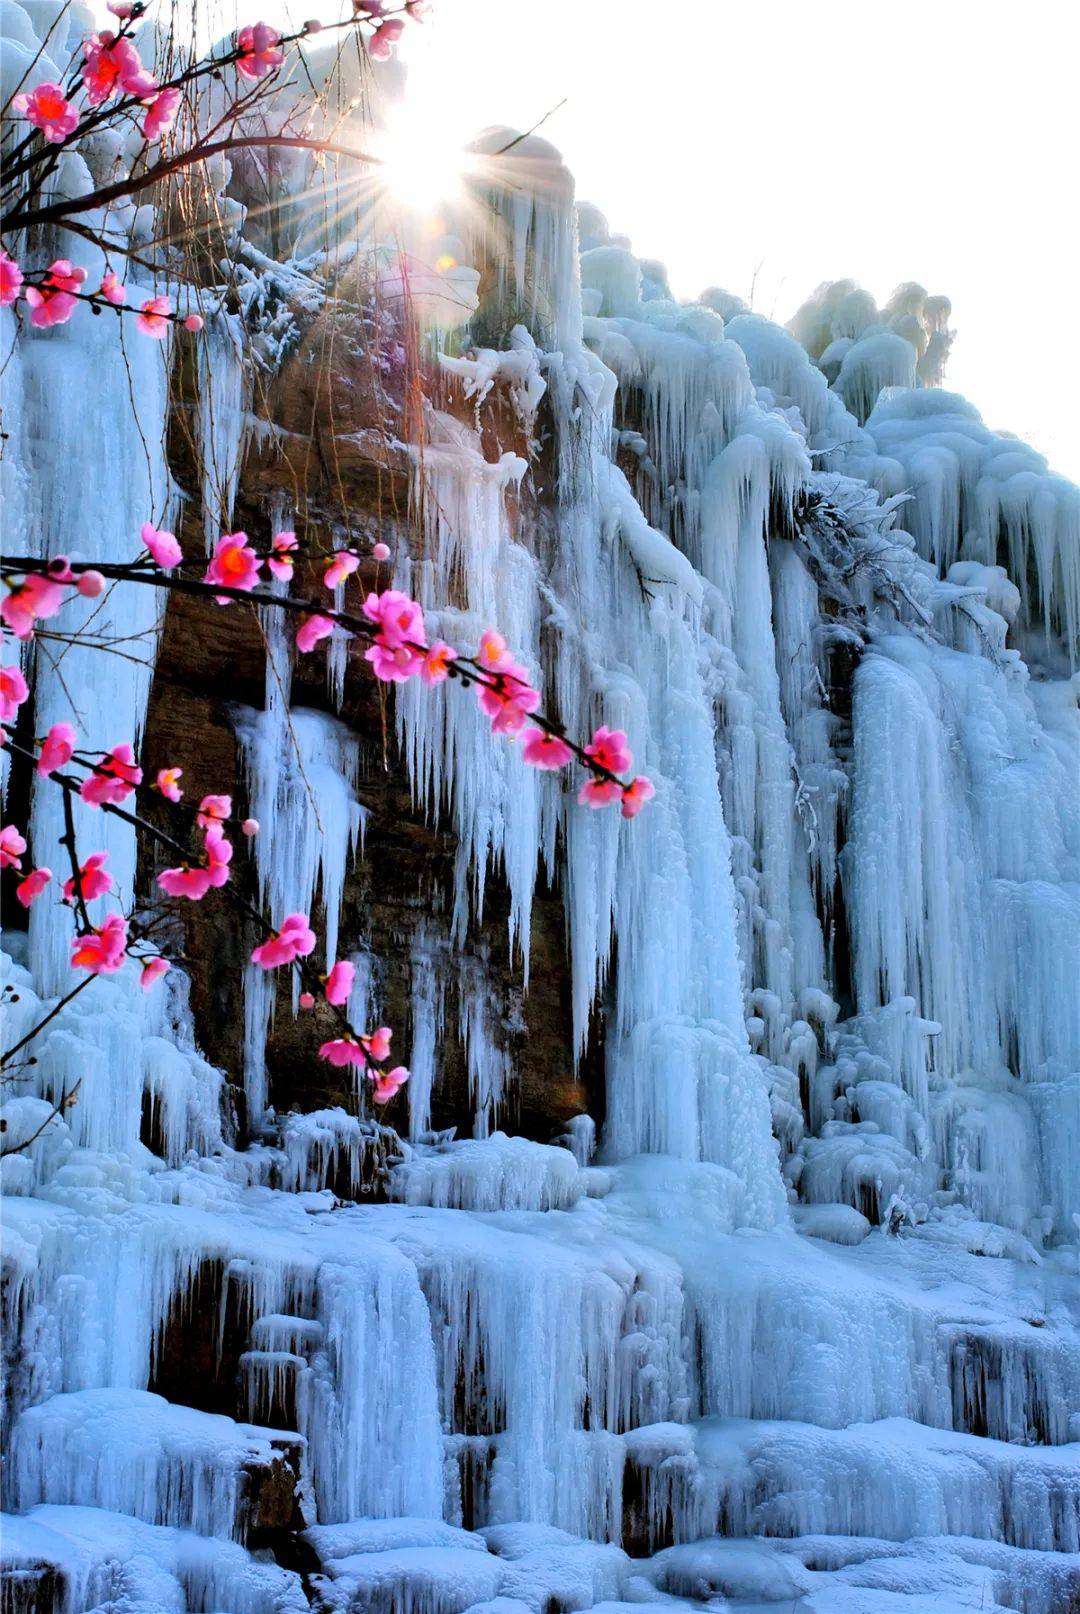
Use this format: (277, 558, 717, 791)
(140, 299, 598, 1157)
(0, 1563, 65, 1614)
(240, 1437, 307, 1544)
(151, 1257, 246, 1418)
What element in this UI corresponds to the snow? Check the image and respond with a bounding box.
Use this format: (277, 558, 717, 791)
(8, 1389, 296, 1540)
(390, 1133, 584, 1212)
(0, 1504, 308, 1612)
(440, 326, 547, 435)
(792, 1203, 873, 1245)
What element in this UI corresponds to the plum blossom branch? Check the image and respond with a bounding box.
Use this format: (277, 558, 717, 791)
(0, 730, 406, 1100)
(2, 512, 654, 1110)
(0, 0, 424, 235)
(1, 545, 656, 816)
(0, 977, 93, 1070)
(0, 1077, 82, 1157)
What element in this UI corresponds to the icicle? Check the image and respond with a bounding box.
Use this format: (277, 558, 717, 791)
(19, 268, 174, 995)
(236, 689, 363, 1123)
(195, 314, 250, 550)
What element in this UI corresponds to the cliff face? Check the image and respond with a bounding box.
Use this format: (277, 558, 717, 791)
(143, 297, 595, 1146)
(2, 29, 1080, 1609)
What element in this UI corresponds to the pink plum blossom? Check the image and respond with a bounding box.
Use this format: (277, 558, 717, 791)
(1, 824, 27, 869)
(40, 265, 83, 296)
(476, 663, 540, 735)
(324, 959, 354, 1006)
(477, 629, 511, 670)
(620, 776, 655, 818)
(23, 284, 78, 328)
(24, 260, 87, 328)
(323, 550, 359, 590)
(0, 251, 23, 306)
(158, 863, 213, 900)
(372, 1064, 409, 1102)
(140, 956, 170, 989)
(242, 818, 259, 837)
(368, 18, 403, 58)
(142, 522, 182, 569)
(372, 541, 390, 561)
(363, 1025, 392, 1061)
(235, 22, 284, 78)
(0, 664, 29, 722)
(37, 722, 76, 775)
(420, 642, 456, 685)
(136, 295, 171, 338)
(521, 728, 573, 769)
(577, 777, 622, 809)
(12, 82, 78, 143)
(196, 793, 231, 829)
(16, 866, 51, 907)
(22, 274, 69, 331)
(76, 571, 105, 597)
(80, 743, 142, 806)
(100, 270, 125, 305)
(205, 829, 232, 887)
(268, 532, 297, 581)
(205, 532, 261, 600)
(299, 990, 315, 1009)
(250, 911, 316, 968)
(142, 85, 179, 141)
(155, 767, 183, 801)
(81, 32, 155, 105)
(1, 572, 66, 637)
(63, 851, 112, 904)
(183, 314, 203, 333)
(71, 912, 127, 974)
(362, 588, 423, 648)
(318, 1036, 365, 1068)
(316, 1029, 393, 1072)
(365, 640, 424, 682)
(584, 725, 632, 776)
(296, 614, 334, 653)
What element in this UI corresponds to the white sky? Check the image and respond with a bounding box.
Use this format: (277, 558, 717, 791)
(394, 0, 1080, 480)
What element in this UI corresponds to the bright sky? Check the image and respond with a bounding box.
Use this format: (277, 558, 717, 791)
(394, 0, 1080, 481)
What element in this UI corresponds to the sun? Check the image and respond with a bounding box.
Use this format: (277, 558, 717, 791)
(375, 110, 471, 215)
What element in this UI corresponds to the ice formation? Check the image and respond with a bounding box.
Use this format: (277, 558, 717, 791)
(1, 8, 1079, 1611)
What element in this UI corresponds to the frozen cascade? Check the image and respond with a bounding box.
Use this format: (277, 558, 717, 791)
(8, 1388, 295, 1540)
(0, 949, 224, 1172)
(195, 313, 251, 550)
(1, 1506, 308, 1613)
(464, 132, 582, 354)
(236, 668, 365, 1122)
(854, 390, 1080, 661)
(842, 632, 1080, 1233)
(406, 926, 444, 1139)
(2, 24, 1079, 1610)
(398, 409, 542, 967)
(10, 256, 174, 994)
